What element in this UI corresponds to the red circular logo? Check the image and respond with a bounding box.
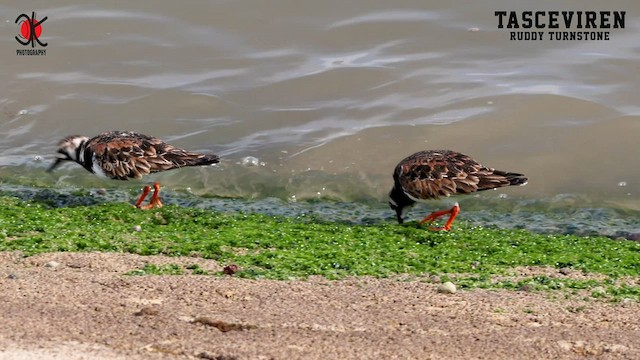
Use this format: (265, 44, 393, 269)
(19, 19, 42, 40)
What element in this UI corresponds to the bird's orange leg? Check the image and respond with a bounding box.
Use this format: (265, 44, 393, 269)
(134, 185, 152, 209)
(148, 182, 163, 208)
(419, 203, 461, 231)
(136, 183, 163, 210)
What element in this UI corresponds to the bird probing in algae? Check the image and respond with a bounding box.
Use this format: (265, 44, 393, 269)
(389, 150, 527, 231)
(48, 131, 220, 210)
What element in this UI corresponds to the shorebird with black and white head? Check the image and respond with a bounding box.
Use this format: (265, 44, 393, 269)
(389, 150, 527, 231)
(48, 131, 219, 209)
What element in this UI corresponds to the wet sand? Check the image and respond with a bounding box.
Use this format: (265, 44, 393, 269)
(1, 251, 638, 359)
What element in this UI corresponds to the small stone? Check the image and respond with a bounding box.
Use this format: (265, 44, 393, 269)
(178, 315, 196, 323)
(7, 274, 17, 280)
(193, 317, 255, 332)
(196, 352, 216, 360)
(437, 282, 456, 294)
(620, 298, 634, 307)
(132, 225, 142, 232)
(197, 352, 237, 360)
(223, 264, 239, 275)
(44, 261, 60, 269)
(429, 275, 441, 284)
(559, 267, 571, 276)
(96, 188, 107, 195)
(134, 306, 160, 316)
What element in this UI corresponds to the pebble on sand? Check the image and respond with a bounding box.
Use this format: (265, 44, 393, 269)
(437, 282, 457, 294)
(44, 261, 60, 269)
(134, 306, 160, 316)
(223, 264, 240, 275)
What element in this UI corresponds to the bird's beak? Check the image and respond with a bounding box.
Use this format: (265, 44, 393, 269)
(47, 158, 64, 173)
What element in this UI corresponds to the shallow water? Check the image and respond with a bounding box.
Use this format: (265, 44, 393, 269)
(1, 1, 639, 232)
(2, 184, 639, 239)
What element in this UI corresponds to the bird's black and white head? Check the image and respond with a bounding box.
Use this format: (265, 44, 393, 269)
(388, 184, 416, 224)
(47, 135, 89, 172)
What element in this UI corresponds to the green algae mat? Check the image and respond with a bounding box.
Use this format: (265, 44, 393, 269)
(1, 196, 639, 301)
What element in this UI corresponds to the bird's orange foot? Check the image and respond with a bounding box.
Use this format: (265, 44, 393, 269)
(428, 225, 452, 232)
(135, 182, 163, 210)
(419, 204, 460, 232)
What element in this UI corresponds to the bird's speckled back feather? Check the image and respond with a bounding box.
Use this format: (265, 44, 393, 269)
(86, 131, 219, 180)
(393, 150, 527, 200)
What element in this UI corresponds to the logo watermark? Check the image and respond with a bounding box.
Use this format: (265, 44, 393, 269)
(495, 11, 625, 41)
(15, 11, 48, 55)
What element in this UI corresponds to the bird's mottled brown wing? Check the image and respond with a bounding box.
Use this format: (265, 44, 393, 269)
(394, 150, 515, 200)
(86, 131, 217, 180)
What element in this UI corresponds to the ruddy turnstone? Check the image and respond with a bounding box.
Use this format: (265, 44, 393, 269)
(47, 131, 219, 209)
(389, 150, 527, 231)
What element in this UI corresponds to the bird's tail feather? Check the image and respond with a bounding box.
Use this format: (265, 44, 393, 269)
(168, 153, 220, 168)
(503, 172, 528, 186)
(192, 154, 220, 166)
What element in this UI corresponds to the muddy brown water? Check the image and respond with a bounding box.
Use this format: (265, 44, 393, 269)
(1, 0, 639, 231)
